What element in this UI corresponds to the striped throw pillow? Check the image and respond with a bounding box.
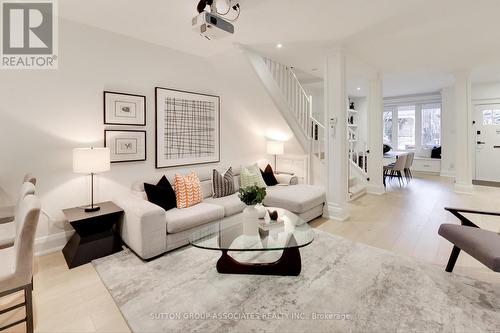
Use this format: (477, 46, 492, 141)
(174, 172, 203, 209)
(212, 167, 235, 198)
(240, 166, 267, 189)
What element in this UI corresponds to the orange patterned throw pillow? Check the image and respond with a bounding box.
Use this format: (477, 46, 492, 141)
(174, 172, 203, 208)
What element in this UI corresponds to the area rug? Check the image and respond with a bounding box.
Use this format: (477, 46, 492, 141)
(93, 229, 500, 333)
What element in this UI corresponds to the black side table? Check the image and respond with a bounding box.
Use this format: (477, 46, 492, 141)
(62, 201, 123, 269)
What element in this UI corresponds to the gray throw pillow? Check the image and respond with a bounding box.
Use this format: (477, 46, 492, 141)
(212, 167, 235, 198)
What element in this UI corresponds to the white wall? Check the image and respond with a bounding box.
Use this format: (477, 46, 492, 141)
(472, 81, 500, 100)
(0, 19, 302, 254)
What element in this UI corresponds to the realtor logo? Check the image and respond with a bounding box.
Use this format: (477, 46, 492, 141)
(1, 0, 58, 69)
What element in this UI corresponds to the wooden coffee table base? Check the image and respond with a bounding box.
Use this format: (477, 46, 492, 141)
(216, 247, 302, 276)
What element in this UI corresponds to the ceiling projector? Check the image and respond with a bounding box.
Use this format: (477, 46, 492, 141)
(192, 11, 234, 40)
(193, 0, 240, 40)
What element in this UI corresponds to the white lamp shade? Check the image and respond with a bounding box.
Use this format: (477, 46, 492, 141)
(267, 141, 284, 155)
(73, 148, 110, 174)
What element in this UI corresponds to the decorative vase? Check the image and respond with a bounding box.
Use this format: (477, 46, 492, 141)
(242, 205, 259, 235)
(255, 203, 267, 219)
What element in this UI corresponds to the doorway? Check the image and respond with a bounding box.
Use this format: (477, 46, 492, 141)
(474, 103, 500, 184)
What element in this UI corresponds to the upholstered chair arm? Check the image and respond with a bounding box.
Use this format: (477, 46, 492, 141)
(444, 207, 500, 228)
(275, 173, 299, 185)
(114, 194, 167, 260)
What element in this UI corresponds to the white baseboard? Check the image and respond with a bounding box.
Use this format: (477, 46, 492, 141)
(35, 230, 74, 256)
(454, 183, 474, 194)
(366, 184, 385, 195)
(324, 202, 350, 221)
(440, 171, 455, 178)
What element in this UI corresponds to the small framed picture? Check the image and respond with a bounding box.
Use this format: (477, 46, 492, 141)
(105, 130, 146, 163)
(104, 91, 146, 126)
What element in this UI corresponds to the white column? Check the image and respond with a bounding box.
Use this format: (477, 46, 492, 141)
(440, 87, 456, 177)
(323, 49, 349, 220)
(454, 71, 474, 193)
(366, 74, 385, 194)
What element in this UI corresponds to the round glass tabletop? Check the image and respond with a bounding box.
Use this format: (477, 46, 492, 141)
(189, 207, 314, 251)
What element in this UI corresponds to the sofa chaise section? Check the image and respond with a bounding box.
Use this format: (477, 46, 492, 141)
(263, 184, 325, 221)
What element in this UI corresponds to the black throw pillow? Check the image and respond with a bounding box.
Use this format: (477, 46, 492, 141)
(260, 164, 278, 186)
(144, 176, 177, 211)
(431, 146, 441, 159)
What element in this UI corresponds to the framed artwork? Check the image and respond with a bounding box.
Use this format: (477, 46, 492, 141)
(104, 91, 146, 126)
(155, 87, 220, 168)
(104, 130, 146, 163)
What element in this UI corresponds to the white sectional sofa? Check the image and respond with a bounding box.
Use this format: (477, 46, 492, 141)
(114, 172, 326, 260)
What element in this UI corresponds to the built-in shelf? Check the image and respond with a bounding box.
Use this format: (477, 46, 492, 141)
(348, 109, 358, 113)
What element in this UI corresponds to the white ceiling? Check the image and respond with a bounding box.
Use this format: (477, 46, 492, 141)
(60, 0, 500, 96)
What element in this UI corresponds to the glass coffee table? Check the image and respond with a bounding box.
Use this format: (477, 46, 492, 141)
(189, 208, 314, 276)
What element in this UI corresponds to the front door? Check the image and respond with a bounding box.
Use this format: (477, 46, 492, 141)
(475, 103, 500, 182)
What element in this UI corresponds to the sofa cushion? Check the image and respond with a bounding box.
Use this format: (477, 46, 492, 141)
(204, 193, 245, 217)
(263, 184, 326, 214)
(200, 179, 213, 199)
(165, 203, 224, 234)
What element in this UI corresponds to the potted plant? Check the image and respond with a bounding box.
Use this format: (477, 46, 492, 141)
(238, 185, 266, 205)
(238, 185, 267, 234)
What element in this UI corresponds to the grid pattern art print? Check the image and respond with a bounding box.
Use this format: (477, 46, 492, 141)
(163, 97, 216, 160)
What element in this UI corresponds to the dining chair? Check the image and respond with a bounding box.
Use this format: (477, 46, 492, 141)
(0, 194, 41, 332)
(0, 182, 36, 249)
(0, 175, 37, 224)
(22, 174, 36, 186)
(404, 152, 415, 182)
(383, 154, 407, 187)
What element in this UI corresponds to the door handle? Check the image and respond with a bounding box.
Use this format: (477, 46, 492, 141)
(477, 141, 486, 144)
(494, 146, 500, 149)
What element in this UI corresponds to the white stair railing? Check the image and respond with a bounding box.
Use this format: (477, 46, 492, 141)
(263, 57, 312, 140)
(348, 127, 368, 176)
(311, 116, 325, 161)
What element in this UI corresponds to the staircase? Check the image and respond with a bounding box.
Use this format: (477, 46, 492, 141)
(244, 50, 325, 168)
(245, 50, 366, 200)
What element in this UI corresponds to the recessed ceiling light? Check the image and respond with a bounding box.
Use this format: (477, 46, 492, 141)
(357, 87, 361, 91)
(276, 43, 283, 49)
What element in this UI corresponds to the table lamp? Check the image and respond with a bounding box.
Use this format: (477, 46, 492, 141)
(73, 147, 110, 212)
(266, 141, 284, 172)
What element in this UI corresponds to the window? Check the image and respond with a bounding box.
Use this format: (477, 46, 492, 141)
(421, 103, 441, 148)
(383, 101, 441, 152)
(397, 105, 415, 150)
(383, 110, 393, 144)
(482, 107, 500, 125)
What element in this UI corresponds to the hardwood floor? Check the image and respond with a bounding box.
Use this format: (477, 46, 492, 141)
(1, 173, 499, 332)
(311, 174, 500, 283)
